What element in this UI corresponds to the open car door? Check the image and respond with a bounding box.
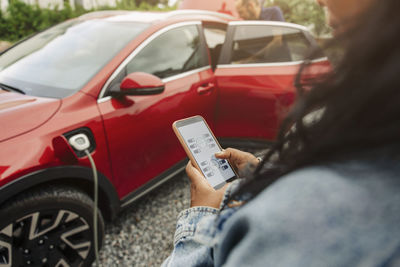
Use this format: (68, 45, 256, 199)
(214, 21, 331, 142)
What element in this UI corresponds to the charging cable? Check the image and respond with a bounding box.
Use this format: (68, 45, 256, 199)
(85, 150, 100, 266)
(68, 134, 100, 266)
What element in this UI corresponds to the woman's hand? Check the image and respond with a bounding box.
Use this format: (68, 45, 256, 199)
(186, 161, 228, 208)
(215, 148, 259, 176)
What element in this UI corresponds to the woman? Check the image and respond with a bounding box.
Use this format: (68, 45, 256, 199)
(163, 0, 400, 266)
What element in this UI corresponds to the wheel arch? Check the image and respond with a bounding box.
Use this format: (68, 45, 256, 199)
(0, 166, 120, 221)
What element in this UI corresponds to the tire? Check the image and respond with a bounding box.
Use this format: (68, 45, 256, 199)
(0, 186, 104, 267)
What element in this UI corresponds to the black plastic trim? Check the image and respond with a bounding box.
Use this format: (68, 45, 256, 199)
(219, 138, 274, 149)
(0, 166, 120, 220)
(196, 23, 211, 68)
(121, 159, 186, 208)
(219, 25, 236, 65)
(111, 86, 165, 98)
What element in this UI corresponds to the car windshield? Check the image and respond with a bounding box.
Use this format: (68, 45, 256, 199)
(0, 19, 149, 98)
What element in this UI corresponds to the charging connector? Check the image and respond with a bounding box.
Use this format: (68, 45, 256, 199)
(69, 134, 91, 151)
(68, 134, 100, 266)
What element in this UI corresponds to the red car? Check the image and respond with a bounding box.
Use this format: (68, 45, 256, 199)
(0, 8, 330, 266)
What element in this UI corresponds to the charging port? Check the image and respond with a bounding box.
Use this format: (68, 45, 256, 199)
(64, 128, 96, 157)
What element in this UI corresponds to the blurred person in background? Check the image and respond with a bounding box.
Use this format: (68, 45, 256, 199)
(235, 0, 285, 21)
(163, 0, 400, 266)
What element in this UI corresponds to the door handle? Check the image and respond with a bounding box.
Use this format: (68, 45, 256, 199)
(197, 83, 215, 95)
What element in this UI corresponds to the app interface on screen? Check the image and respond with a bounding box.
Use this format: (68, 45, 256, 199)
(179, 121, 235, 187)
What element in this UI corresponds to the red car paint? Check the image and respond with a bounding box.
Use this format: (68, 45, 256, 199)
(0, 9, 331, 216)
(120, 72, 164, 91)
(215, 60, 332, 140)
(0, 91, 61, 142)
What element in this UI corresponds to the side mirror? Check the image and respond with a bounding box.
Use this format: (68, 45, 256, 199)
(110, 72, 165, 97)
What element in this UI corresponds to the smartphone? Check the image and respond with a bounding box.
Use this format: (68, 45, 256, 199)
(173, 115, 237, 189)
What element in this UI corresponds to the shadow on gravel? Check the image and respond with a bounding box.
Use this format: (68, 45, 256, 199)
(98, 171, 190, 267)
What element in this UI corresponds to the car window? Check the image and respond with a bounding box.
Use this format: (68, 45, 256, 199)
(284, 31, 313, 61)
(229, 25, 311, 64)
(203, 27, 226, 49)
(126, 25, 208, 79)
(203, 25, 227, 70)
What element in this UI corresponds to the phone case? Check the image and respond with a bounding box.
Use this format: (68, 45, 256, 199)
(172, 115, 238, 184)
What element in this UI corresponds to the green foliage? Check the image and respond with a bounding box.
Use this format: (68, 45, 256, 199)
(264, 0, 330, 36)
(0, 0, 175, 43)
(0, 0, 86, 42)
(115, 0, 176, 11)
(1, 0, 328, 42)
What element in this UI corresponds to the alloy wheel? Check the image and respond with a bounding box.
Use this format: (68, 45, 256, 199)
(0, 209, 92, 267)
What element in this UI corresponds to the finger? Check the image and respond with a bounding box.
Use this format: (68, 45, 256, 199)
(185, 161, 209, 186)
(215, 148, 232, 159)
(186, 161, 216, 191)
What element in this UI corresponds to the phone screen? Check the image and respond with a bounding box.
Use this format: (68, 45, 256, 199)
(177, 119, 236, 189)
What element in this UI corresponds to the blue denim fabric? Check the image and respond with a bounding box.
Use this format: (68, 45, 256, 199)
(259, 6, 285, 22)
(162, 159, 400, 267)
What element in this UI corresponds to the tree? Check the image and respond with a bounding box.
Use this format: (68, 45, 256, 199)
(264, 0, 330, 36)
(134, 0, 160, 6)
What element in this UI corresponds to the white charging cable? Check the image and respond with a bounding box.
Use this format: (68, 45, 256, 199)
(68, 134, 100, 266)
(85, 150, 100, 266)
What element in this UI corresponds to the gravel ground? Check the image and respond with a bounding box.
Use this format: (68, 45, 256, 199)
(97, 171, 190, 267)
(96, 147, 265, 267)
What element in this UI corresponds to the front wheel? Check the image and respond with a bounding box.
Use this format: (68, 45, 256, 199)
(0, 186, 104, 267)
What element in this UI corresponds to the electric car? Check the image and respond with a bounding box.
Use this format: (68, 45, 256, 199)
(0, 8, 330, 266)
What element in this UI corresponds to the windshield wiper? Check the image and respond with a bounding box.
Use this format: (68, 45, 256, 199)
(0, 83, 25, 94)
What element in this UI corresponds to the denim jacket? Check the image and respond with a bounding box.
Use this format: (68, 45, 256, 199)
(162, 158, 400, 267)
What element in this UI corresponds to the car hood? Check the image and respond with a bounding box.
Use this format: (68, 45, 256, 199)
(0, 89, 61, 142)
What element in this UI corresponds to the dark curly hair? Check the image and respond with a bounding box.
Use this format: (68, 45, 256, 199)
(231, 0, 400, 200)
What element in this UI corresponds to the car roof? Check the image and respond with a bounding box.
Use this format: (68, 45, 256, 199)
(78, 9, 237, 24)
(179, 0, 238, 17)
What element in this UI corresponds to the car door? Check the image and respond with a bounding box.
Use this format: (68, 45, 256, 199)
(214, 21, 331, 141)
(97, 22, 217, 198)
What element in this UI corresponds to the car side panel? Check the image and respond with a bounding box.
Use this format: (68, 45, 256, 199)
(214, 60, 331, 140)
(98, 68, 217, 198)
(0, 92, 113, 188)
(214, 65, 296, 140)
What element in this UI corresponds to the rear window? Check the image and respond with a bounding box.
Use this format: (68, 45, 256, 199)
(230, 25, 312, 64)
